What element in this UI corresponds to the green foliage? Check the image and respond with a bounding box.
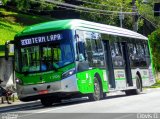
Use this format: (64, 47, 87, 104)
(9, 0, 63, 12)
(0, 20, 23, 45)
(149, 29, 160, 72)
(149, 79, 160, 88)
(1, 0, 8, 5)
(0, 8, 54, 45)
(15, 0, 30, 11)
(136, 0, 160, 27)
(0, 8, 23, 45)
(80, 0, 160, 30)
(80, 0, 136, 29)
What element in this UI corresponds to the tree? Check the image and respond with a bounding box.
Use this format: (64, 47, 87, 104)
(1, 0, 8, 5)
(79, 0, 138, 29)
(80, 0, 160, 30)
(6, 0, 64, 13)
(149, 29, 160, 72)
(137, 0, 160, 27)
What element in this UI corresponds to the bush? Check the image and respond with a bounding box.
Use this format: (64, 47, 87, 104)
(149, 29, 160, 72)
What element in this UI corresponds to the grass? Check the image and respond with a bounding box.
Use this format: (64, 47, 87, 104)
(0, 51, 5, 57)
(149, 79, 160, 88)
(144, 79, 160, 89)
(0, 7, 54, 45)
(0, 19, 24, 45)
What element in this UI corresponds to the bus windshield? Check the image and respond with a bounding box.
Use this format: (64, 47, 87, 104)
(16, 41, 74, 73)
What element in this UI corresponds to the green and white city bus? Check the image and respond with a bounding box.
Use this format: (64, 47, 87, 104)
(5, 19, 155, 106)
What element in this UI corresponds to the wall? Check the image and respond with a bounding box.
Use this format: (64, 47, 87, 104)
(0, 57, 14, 88)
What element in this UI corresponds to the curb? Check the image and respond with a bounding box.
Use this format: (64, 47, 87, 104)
(0, 101, 41, 113)
(144, 87, 160, 92)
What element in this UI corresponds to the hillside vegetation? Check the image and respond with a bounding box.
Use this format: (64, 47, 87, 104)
(0, 8, 54, 45)
(149, 29, 160, 72)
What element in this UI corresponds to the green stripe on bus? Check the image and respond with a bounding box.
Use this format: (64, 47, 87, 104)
(115, 78, 126, 80)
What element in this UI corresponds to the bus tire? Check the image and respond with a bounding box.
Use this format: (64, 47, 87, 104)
(88, 76, 101, 101)
(103, 93, 107, 99)
(134, 75, 142, 94)
(41, 98, 53, 107)
(125, 90, 132, 95)
(125, 75, 142, 95)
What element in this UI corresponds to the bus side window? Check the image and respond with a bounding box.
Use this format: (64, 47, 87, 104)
(85, 37, 93, 66)
(144, 42, 151, 67)
(76, 31, 105, 68)
(128, 43, 139, 67)
(136, 43, 147, 67)
(110, 42, 124, 68)
(77, 41, 86, 61)
(90, 33, 105, 67)
(75, 32, 87, 61)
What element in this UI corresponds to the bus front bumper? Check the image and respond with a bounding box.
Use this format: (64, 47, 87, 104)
(16, 75, 78, 101)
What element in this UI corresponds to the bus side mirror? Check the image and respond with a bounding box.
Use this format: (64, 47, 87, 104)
(78, 53, 85, 62)
(76, 41, 86, 61)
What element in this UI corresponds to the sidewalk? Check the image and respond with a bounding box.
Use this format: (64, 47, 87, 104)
(0, 100, 39, 108)
(0, 99, 40, 113)
(0, 92, 39, 108)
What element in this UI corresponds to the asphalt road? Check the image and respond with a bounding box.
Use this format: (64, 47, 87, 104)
(1, 88, 160, 119)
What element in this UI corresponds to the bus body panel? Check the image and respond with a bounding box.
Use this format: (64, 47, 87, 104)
(76, 68, 108, 94)
(16, 74, 78, 100)
(15, 63, 75, 85)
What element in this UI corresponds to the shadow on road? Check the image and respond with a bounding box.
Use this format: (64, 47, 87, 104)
(15, 92, 146, 112)
(5, 92, 146, 112)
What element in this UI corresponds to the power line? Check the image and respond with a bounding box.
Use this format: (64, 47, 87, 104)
(7, 0, 138, 18)
(139, 14, 157, 28)
(6, 0, 120, 16)
(28, 0, 121, 16)
(76, 0, 134, 10)
(9, 0, 159, 28)
(56, 5, 120, 16)
(35, 0, 136, 15)
(76, 0, 121, 9)
(30, 0, 137, 16)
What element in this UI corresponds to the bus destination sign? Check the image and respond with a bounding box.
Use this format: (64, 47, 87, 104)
(20, 33, 63, 46)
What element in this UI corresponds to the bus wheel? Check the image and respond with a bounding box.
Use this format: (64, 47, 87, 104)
(103, 93, 107, 99)
(88, 77, 101, 101)
(41, 98, 53, 107)
(134, 75, 142, 94)
(125, 75, 142, 95)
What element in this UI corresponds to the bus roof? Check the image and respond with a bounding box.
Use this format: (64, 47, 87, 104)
(16, 19, 148, 40)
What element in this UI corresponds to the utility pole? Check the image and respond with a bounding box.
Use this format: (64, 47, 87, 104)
(132, 0, 138, 31)
(119, 4, 124, 28)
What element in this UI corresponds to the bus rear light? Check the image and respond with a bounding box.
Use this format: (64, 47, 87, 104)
(38, 90, 48, 95)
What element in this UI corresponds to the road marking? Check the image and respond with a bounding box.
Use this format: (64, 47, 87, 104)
(113, 114, 135, 119)
(18, 102, 92, 118)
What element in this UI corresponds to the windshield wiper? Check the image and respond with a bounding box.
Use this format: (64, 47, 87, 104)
(53, 63, 59, 71)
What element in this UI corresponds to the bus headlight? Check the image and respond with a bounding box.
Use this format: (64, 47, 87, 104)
(16, 78, 23, 85)
(62, 68, 76, 79)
